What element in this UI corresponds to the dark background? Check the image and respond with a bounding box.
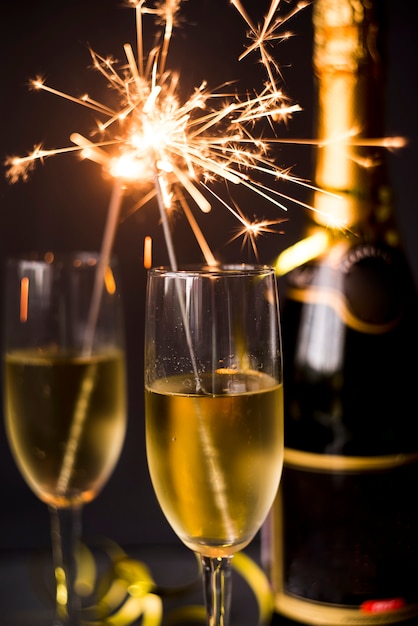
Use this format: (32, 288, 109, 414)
(0, 0, 417, 605)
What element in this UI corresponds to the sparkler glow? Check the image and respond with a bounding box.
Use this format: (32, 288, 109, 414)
(4, 0, 405, 268)
(5, 0, 311, 267)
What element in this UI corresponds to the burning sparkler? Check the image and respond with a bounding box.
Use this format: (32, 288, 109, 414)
(5, 0, 405, 269)
(5, 0, 311, 269)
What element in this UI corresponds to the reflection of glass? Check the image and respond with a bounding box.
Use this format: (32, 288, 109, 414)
(144, 265, 284, 626)
(3, 252, 127, 625)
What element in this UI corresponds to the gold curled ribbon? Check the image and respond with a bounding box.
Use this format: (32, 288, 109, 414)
(69, 541, 273, 625)
(232, 551, 275, 625)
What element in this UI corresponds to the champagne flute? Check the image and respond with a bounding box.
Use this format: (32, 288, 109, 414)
(3, 252, 127, 625)
(144, 265, 284, 626)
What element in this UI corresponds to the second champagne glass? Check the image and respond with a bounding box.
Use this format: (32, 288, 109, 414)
(144, 265, 284, 626)
(3, 252, 127, 625)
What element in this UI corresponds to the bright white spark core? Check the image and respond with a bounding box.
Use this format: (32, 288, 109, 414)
(5, 0, 311, 264)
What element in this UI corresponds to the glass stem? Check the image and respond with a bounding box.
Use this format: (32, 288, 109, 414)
(49, 504, 82, 626)
(200, 555, 232, 626)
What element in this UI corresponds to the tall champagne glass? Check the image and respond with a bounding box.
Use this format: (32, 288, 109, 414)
(144, 265, 284, 626)
(3, 252, 127, 625)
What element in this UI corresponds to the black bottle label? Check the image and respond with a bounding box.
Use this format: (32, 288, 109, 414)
(287, 242, 405, 334)
(282, 241, 418, 457)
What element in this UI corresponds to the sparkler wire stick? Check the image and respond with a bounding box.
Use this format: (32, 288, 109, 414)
(57, 180, 125, 494)
(177, 189, 217, 267)
(152, 163, 202, 390)
(151, 164, 176, 268)
(151, 159, 236, 535)
(84, 180, 125, 354)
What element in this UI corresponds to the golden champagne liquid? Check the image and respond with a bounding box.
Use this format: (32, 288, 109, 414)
(145, 370, 283, 558)
(5, 348, 126, 508)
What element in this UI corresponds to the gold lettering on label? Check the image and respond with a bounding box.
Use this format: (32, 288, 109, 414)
(288, 285, 399, 334)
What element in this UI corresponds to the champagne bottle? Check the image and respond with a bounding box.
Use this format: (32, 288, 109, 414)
(264, 0, 418, 624)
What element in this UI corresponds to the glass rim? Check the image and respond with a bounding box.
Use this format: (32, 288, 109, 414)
(5, 251, 117, 269)
(148, 263, 276, 278)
